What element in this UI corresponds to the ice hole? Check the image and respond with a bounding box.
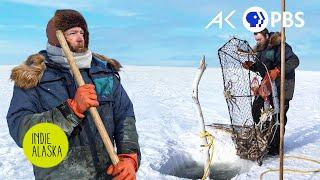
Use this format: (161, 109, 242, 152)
(153, 150, 252, 179)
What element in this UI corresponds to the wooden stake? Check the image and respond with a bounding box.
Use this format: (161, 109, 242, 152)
(192, 56, 210, 180)
(279, 0, 286, 179)
(56, 30, 119, 165)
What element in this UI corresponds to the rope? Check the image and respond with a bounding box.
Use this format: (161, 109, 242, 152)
(266, 114, 279, 149)
(260, 155, 320, 180)
(200, 131, 215, 180)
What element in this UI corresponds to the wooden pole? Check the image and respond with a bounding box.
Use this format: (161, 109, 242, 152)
(279, 0, 286, 179)
(192, 56, 210, 180)
(56, 30, 119, 165)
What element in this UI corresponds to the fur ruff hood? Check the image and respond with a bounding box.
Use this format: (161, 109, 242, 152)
(10, 53, 122, 90)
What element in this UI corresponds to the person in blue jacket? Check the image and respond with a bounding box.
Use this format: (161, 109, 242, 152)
(7, 9, 140, 180)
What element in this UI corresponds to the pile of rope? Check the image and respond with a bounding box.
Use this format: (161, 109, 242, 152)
(260, 155, 320, 179)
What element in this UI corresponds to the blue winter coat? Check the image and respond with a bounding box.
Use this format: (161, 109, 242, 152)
(6, 51, 140, 179)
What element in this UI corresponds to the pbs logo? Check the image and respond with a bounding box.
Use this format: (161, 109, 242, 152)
(205, 6, 304, 31)
(243, 7, 268, 32)
(243, 7, 305, 32)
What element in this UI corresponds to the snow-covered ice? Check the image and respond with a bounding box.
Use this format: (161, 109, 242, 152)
(0, 65, 319, 179)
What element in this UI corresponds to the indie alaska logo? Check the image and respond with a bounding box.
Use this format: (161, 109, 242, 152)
(205, 6, 304, 32)
(23, 123, 69, 168)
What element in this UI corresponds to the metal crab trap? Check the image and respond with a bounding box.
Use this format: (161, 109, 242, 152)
(214, 37, 280, 165)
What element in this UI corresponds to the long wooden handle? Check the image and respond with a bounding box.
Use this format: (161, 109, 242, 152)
(279, 0, 286, 179)
(56, 30, 119, 165)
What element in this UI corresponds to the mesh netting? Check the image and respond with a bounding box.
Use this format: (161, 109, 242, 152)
(218, 37, 277, 164)
(218, 38, 256, 126)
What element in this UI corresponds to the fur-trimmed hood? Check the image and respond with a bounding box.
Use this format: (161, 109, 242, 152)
(268, 32, 281, 48)
(253, 32, 281, 52)
(10, 53, 122, 90)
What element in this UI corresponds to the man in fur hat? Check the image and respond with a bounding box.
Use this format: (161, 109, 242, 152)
(242, 28, 299, 155)
(7, 9, 140, 179)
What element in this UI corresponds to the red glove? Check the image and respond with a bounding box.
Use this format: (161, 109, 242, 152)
(242, 61, 255, 70)
(67, 84, 99, 118)
(106, 153, 138, 180)
(269, 67, 280, 81)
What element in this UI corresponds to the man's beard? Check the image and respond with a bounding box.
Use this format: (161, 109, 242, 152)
(255, 40, 269, 52)
(68, 42, 87, 53)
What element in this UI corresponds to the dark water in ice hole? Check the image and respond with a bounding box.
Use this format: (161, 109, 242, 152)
(154, 152, 253, 180)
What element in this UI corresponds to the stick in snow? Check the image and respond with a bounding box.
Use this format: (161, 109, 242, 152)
(192, 56, 211, 180)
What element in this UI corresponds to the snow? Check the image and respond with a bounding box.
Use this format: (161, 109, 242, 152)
(0, 65, 319, 179)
